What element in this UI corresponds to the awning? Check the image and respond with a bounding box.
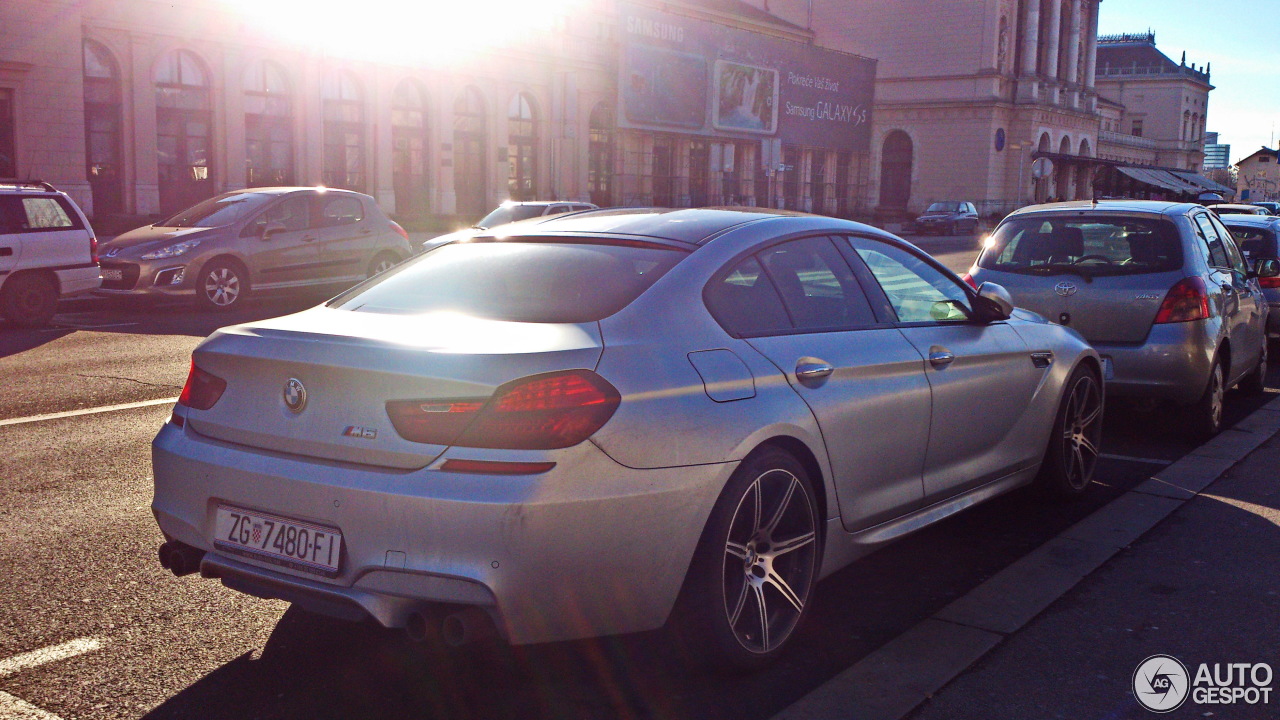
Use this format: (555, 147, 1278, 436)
(1170, 170, 1233, 195)
(1115, 166, 1203, 194)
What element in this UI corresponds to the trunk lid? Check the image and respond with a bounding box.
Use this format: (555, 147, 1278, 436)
(185, 306, 604, 469)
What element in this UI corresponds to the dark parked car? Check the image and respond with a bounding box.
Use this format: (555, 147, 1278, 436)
(1220, 213, 1280, 339)
(911, 201, 979, 235)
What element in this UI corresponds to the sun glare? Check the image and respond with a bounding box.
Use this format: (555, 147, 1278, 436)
(218, 0, 584, 65)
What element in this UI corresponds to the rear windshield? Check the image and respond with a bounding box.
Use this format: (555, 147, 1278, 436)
(328, 240, 686, 323)
(1223, 226, 1278, 260)
(979, 215, 1183, 277)
(926, 202, 964, 213)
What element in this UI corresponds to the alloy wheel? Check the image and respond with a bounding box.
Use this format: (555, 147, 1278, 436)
(204, 267, 241, 307)
(721, 468, 817, 654)
(1208, 363, 1224, 429)
(1060, 372, 1103, 490)
(374, 258, 396, 275)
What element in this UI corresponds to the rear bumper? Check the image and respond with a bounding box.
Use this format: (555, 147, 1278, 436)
(1094, 320, 1215, 404)
(151, 421, 730, 645)
(54, 266, 101, 297)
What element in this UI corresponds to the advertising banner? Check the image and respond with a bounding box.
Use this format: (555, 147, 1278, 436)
(618, 2, 875, 152)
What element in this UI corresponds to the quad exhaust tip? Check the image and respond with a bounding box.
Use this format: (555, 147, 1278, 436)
(405, 606, 496, 647)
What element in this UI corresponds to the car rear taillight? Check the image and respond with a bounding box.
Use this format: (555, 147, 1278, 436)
(177, 361, 227, 410)
(89, 236, 98, 264)
(1154, 277, 1210, 324)
(390, 221, 409, 241)
(961, 272, 978, 290)
(387, 370, 621, 450)
(1261, 276, 1280, 289)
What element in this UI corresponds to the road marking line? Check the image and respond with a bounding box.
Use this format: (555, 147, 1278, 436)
(0, 637, 103, 678)
(0, 691, 63, 720)
(40, 322, 140, 332)
(0, 399, 176, 428)
(1099, 453, 1171, 466)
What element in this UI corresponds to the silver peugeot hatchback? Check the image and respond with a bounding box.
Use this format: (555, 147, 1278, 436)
(97, 188, 412, 310)
(153, 208, 1101, 669)
(969, 200, 1275, 438)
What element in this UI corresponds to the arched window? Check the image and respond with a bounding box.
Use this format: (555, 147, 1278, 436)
(322, 70, 366, 190)
(392, 80, 430, 216)
(155, 49, 214, 213)
(453, 87, 487, 219)
(507, 92, 538, 200)
(878, 131, 913, 209)
(83, 39, 123, 216)
(588, 103, 614, 207)
(244, 60, 293, 186)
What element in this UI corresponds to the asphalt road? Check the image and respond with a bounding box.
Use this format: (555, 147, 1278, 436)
(0, 233, 1273, 720)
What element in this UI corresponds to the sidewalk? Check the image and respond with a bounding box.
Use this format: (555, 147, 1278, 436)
(906, 425, 1280, 719)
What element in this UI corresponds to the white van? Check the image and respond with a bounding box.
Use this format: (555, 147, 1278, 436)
(0, 181, 100, 327)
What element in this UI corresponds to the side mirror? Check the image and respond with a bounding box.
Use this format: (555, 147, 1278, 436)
(261, 221, 287, 240)
(1251, 258, 1280, 279)
(974, 281, 1015, 321)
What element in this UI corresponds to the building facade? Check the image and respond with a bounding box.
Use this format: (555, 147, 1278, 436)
(1236, 147, 1280, 202)
(1203, 131, 1230, 171)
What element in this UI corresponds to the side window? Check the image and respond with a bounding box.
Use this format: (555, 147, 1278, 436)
(757, 236, 878, 331)
(245, 195, 311, 236)
(1209, 215, 1248, 275)
(18, 197, 77, 230)
(316, 196, 364, 228)
(0, 197, 16, 233)
(548, 204, 569, 215)
(704, 256, 792, 337)
(1193, 214, 1229, 268)
(847, 236, 973, 323)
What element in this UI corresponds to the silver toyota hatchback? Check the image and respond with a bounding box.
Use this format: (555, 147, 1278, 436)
(153, 208, 1101, 669)
(969, 200, 1274, 438)
(97, 188, 412, 310)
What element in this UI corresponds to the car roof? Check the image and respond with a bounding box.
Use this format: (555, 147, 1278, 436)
(221, 186, 366, 199)
(500, 200, 597, 207)
(483, 207, 816, 246)
(1007, 199, 1196, 217)
(1218, 213, 1280, 227)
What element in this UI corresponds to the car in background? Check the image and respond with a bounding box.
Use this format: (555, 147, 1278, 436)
(969, 200, 1275, 438)
(1219, 213, 1280, 340)
(910, 201, 980, 236)
(1207, 203, 1269, 216)
(96, 188, 412, 311)
(152, 208, 1102, 670)
(418, 200, 599, 254)
(1250, 201, 1280, 215)
(0, 180, 100, 328)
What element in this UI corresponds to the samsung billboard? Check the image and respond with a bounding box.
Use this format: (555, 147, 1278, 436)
(619, 2, 875, 152)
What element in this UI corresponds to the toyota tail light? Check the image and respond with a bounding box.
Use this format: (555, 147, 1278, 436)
(387, 370, 621, 450)
(89, 235, 99, 264)
(1154, 276, 1210, 324)
(1260, 276, 1280, 289)
(177, 361, 227, 410)
(390, 221, 409, 241)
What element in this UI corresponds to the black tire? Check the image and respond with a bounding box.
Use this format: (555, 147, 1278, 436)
(0, 273, 59, 328)
(196, 259, 248, 311)
(1239, 343, 1267, 396)
(1037, 364, 1104, 498)
(673, 447, 821, 672)
(366, 252, 400, 278)
(1186, 359, 1225, 441)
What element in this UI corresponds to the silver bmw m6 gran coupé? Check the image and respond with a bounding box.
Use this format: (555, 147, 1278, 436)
(151, 207, 1103, 669)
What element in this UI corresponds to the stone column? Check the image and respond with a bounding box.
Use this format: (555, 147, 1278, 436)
(299, 54, 325, 186)
(1018, 0, 1041, 100)
(372, 67, 396, 214)
(1043, 0, 1062, 102)
(221, 48, 246, 191)
(1083, 1, 1100, 89)
(1064, 0, 1082, 108)
(130, 36, 160, 215)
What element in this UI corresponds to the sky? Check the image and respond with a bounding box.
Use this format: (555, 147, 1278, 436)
(1097, 0, 1280, 163)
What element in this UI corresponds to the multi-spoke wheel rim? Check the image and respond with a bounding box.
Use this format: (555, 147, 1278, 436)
(722, 468, 817, 654)
(1208, 364, 1224, 429)
(1061, 374, 1103, 490)
(373, 259, 395, 275)
(204, 268, 240, 307)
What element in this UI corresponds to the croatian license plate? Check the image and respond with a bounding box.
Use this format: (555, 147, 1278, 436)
(101, 268, 123, 281)
(213, 505, 343, 576)
(1101, 356, 1115, 380)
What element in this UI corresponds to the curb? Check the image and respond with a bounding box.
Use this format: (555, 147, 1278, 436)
(772, 393, 1280, 720)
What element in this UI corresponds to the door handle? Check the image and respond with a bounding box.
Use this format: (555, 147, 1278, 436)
(795, 360, 834, 381)
(929, 348, 956, 368)
(0, 247, 11, 256)
(360, 229, 373, 235)
(302, 235, 317, 242)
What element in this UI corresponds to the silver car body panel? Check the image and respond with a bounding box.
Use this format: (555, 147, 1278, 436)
(153, 209, 1099, 645)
